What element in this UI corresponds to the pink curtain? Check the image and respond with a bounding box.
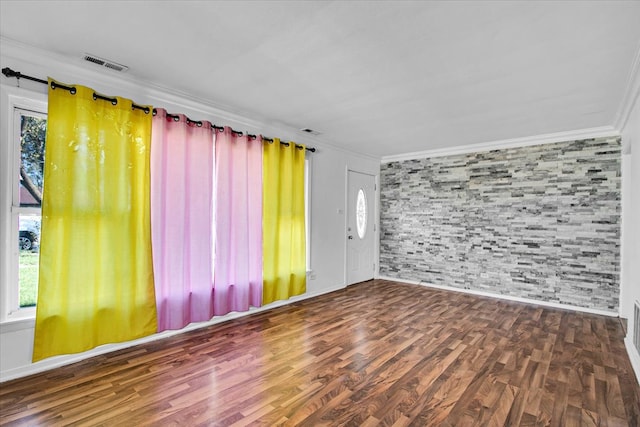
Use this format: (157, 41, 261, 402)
(214, 127, 263, 315)
(151, 109, 215, 331)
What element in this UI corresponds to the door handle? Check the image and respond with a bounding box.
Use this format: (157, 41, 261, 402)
(348, 235, 353, 240)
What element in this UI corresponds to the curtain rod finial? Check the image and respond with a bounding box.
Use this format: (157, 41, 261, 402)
(2, 67, 18, 79)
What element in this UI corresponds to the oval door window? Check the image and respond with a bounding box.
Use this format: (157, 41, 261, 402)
(356, 188, 367, 239)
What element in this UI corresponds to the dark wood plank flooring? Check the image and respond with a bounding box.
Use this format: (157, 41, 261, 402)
(1, 279, 638, 426)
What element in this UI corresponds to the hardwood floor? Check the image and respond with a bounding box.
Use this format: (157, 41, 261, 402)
(1, 279, 638, 426)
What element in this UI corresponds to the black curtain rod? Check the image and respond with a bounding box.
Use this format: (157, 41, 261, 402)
(1, 67, 48, 85)
(2, 67, 316, 153)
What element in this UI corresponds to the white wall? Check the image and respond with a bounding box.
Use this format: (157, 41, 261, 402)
(620, 89, 640, 383)
(0, 40, 380, 381)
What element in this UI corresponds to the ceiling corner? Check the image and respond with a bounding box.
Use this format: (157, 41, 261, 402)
(613, 40, 640, 132)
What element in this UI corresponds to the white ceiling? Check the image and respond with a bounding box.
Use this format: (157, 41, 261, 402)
(1, 1, 639, 158)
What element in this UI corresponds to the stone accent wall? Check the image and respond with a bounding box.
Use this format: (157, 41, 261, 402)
(380, 137, 621, 311)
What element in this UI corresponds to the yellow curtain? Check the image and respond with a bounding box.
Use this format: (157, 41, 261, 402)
(262, 139, 306, 305)
(33, 80, 157, 362)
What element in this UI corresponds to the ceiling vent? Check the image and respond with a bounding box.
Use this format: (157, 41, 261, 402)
(300, 128, 321, 136)
(82, 54, 128, 73)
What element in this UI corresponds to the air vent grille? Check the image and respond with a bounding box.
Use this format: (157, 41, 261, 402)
(83, 54, 128, 73)
(84, 56, 105, 66)
(103, 62, 125, 72)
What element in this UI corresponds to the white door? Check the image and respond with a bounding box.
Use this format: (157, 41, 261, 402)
(346, 170, 375, 285)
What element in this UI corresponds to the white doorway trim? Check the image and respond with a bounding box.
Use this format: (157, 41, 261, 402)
(344, 168, 378, 286)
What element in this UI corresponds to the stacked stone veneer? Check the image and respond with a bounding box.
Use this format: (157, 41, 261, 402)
(380, 137, 621, 311)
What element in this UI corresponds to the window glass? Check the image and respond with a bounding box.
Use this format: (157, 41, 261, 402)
(19, 115, 46, 207)
(356, 188, 367, 239)
(14, 110, 46, 310)
(19, 215, 40, 307)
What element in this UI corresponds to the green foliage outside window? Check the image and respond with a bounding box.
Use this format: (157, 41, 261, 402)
(20, 115, 46, 206)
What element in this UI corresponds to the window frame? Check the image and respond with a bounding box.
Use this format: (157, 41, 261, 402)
(0, 85, 47, 323)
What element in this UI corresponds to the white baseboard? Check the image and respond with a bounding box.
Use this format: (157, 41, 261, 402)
(0, 283, 346, 383)
(624, 336, 640, 386)
(377, 275, 619, 317)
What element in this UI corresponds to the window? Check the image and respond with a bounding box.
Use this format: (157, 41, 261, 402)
(15, 110, 46, 309)
(1, 86, 47, 321)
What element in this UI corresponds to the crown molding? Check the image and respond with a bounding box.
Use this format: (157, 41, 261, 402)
(0, 36, 380, 161)
(614, 40, 640, 132)
(381, 126, 620, 163)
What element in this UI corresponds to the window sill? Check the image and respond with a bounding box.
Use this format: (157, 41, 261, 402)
(0, 317, 35, 333)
